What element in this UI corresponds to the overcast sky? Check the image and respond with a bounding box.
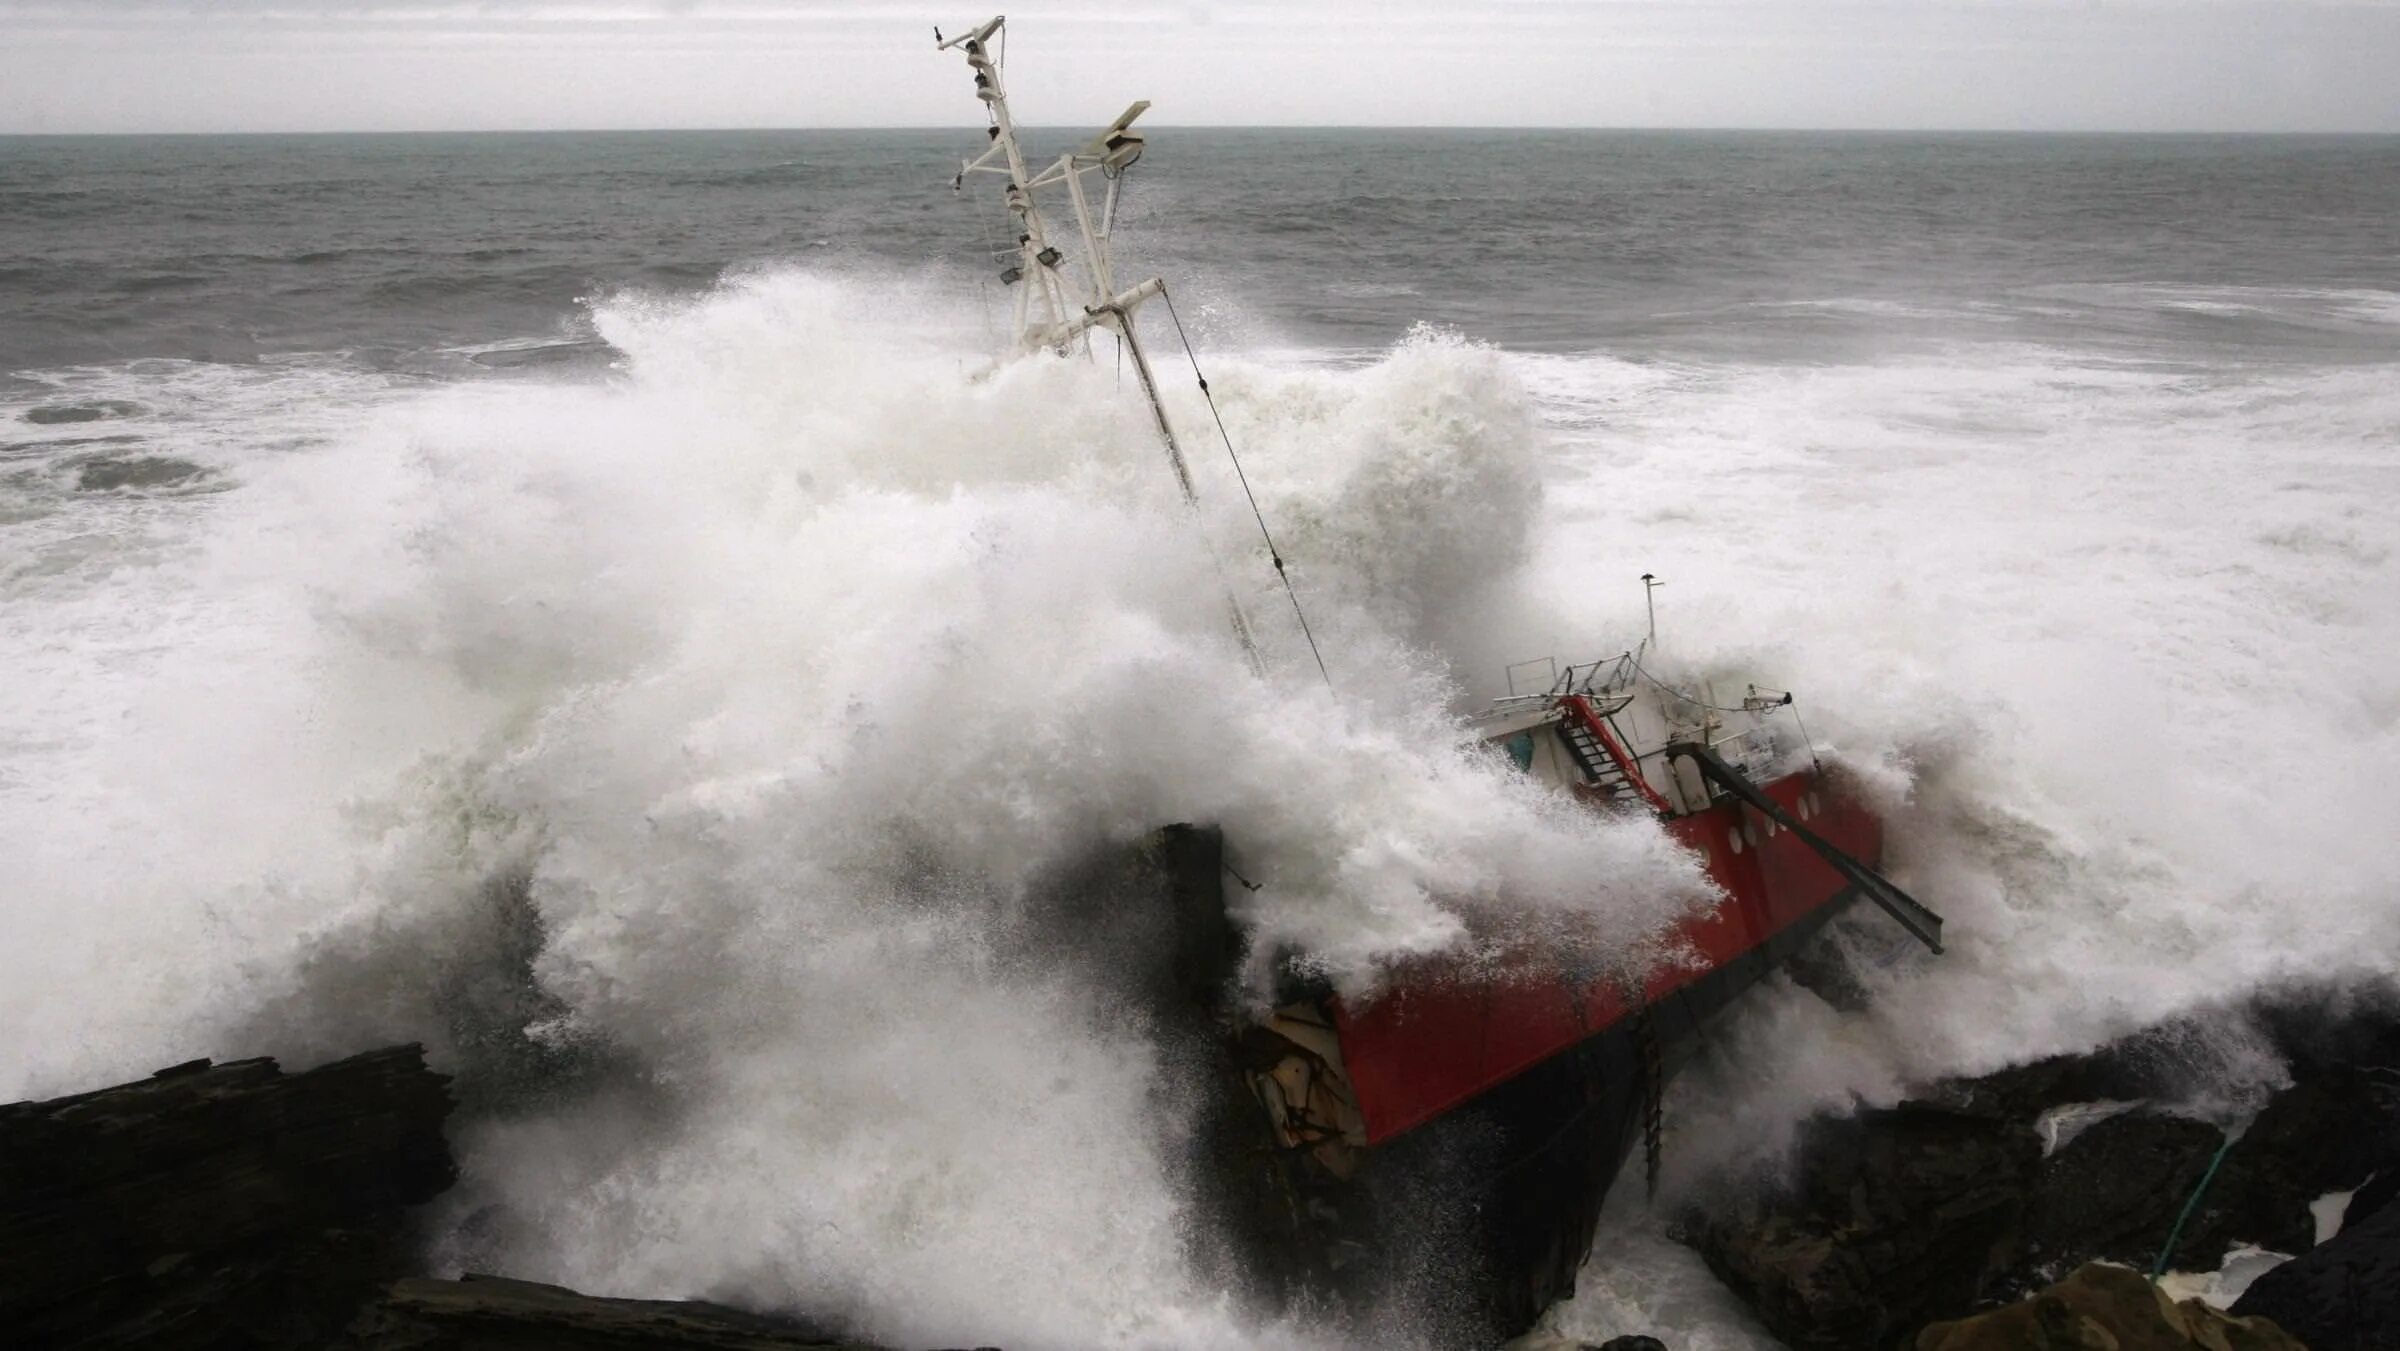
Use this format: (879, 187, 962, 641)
(2, 1, 2396, 134)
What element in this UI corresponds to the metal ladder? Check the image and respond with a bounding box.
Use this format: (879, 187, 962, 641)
(1558, 718, 1644, 807)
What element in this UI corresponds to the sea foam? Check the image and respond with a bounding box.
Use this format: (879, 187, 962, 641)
(0, 267, 1712, 1348)
(5, 266, 2396, 1348)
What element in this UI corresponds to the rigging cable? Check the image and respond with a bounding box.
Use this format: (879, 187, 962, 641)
(1157, 283, 1333, 691)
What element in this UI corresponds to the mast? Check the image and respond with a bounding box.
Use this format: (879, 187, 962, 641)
(938, 19, 1156, 350)
(938, 16, 1261, 663)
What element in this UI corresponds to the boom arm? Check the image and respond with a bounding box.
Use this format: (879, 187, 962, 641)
(1667, 742, 1945, 954)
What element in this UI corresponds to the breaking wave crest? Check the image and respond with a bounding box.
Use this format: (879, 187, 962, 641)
(7, 260, 2398, 1349)
(0, 268, 1711, 1348)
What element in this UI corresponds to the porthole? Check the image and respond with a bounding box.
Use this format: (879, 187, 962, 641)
(1729, 828, 1743, 855)
(1744, 820, 1760, 847)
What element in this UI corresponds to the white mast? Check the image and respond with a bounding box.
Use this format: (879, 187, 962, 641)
(938, 15, 1261, 657)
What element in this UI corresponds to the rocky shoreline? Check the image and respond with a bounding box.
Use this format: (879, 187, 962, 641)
(1673, 987, 2400, 1349)
(0, 1049, 933, 1351)
(5, 990, 2393, 1349)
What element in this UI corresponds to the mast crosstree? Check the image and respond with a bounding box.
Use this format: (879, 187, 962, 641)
(939, 17, 1155, 356)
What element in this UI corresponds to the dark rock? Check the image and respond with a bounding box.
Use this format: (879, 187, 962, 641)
(2230, 1190, 2400, 1351)
(0, 1049, 967, 1351)
(334, 1274, 899, 1350)
(0, 1045, 456, 1350)
(1677, 989, 2400, 1350)
(1686, 1103, 2043, 1350)
(1999, 1059, 2400, 1282)
(1917, 1261, 2305, 1351)
(2168, 1063, 2400, 1264)
(1590, 1338, 1669, 1351)
(1918, 1051, 2151, 1125)
(2015, 1112, 2224, 1286)
(2255, 985, 2400, 1078)
(1922, 1013, 2285, 1127)
(2346, 1163, 2400, 1226)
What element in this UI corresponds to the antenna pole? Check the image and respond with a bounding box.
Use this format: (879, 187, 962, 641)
(1642, 573, 1661, 649)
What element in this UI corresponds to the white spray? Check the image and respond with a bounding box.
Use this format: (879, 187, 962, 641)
(0, 269, 1715, 1349)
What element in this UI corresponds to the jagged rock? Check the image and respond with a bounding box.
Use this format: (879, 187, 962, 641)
(1920, 1051, 2151, 1126)
(1686, 1103, 2042, 1350)
(1678, 992, 2400, 1349)
(1999, 1061, 2399, 1284)
(2256, 988, 2400, 1080)
(0, 1046, 456, 1350)
(2230, 1189, 2400, 1351)
(2014, 1112, 2224, 1286)
(1916, 1262, 2304, 1351)
(2004, 1040, 2399, 1279)
(2345, 1164, 2400, 1227)
(2167, 1063, 2400, 1265)
(334, 1275, 934, 1350)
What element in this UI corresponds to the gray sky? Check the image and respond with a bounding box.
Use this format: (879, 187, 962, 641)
(3, 1, 2397, 134)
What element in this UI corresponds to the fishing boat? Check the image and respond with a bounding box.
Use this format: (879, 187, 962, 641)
(932, 18, 1946, 1339)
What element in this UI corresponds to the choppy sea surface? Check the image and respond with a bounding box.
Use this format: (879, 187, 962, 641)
(4, 129, 2397, 1349)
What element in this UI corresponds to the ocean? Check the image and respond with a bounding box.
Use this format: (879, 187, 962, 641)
(3, 129, 2397, 1348)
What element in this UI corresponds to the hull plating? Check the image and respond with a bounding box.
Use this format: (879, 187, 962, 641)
(1335, 767, 1880, 1144)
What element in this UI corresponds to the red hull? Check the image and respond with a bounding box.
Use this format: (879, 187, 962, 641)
(1333, 769, 1880, 1143)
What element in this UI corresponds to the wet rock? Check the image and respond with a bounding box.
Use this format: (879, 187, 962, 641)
(2014, 1112, 2224, 1286)
(1993, 1054, 2400, 1282)
(1919, 1051, 2152, 1125)
(1916, 1261, 2304, 1351)
(2256, 988, 2400, 1079)
(1676, 991, 2400, 1348)
(0, 1050, 967, 1351)
(2344, 1163, 2400, 1227)
(1588, 1338, 1668, 1351)
(334, 1274, 911, 1350)
(0, 1046, 456, 1350)
(1686, 1103, 2042, 1350)
(2229, 1192, 2400, 1351)
(2167, 1063, 2400, 1265)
